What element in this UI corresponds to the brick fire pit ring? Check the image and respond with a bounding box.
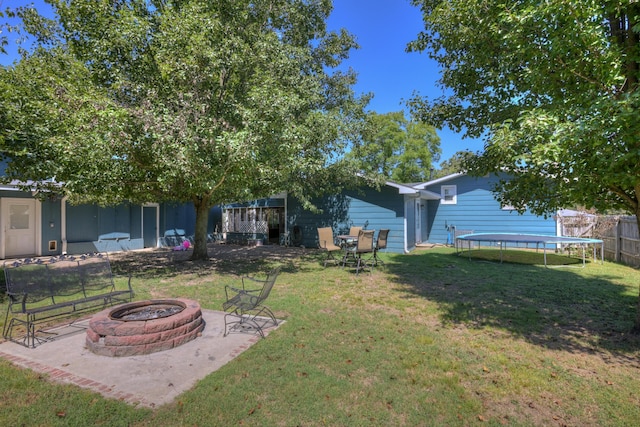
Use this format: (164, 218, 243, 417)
(86, 298, 204, 357)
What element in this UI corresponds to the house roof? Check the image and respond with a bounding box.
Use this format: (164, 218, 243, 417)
(0, 180, 36, 191)
(411, 172, 466, 189)
(386, 180, 441, 200)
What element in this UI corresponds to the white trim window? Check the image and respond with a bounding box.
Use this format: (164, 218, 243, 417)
(441, 185, 457, 204)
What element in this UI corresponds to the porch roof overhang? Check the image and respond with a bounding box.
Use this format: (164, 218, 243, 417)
(0, 180, 36, 192)
(418, 189, 442, 200)
(385, 181, 441, 200)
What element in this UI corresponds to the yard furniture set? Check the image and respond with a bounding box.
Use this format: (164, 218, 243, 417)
(317, 227, 389, 274)
(3, 253, 281, 348)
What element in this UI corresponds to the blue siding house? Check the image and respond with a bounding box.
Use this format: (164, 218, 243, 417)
(218, 173, 558, 254)
(221, 182, 442, 254)
(415, 173, 557, 244)
(1, 166, 558, 259)
(286, 185, 415, 254)
(0, 177, 222, 259)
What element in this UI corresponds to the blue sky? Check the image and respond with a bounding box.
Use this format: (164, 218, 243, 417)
(1, 0, 483, 164)
(327, 1, 483, 162)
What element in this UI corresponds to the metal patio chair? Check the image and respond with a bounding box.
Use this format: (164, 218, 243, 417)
(373, 229, 389, 266)
(345, 229, 375, 275)
(222, 267, 281, 339)
(348, 226, 362, 237)
(317, 227, 342, 267)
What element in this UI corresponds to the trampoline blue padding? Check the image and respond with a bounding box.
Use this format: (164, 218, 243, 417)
(455, 233, 604, 267)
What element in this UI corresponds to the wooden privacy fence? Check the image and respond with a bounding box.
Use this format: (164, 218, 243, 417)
(599, 216, 640, 267)
(558, 213, 639, 267)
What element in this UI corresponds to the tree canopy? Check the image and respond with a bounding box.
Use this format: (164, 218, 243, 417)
(408, 0, 640, 330)
(433, 150, 468, 179)
(0, 0, 368, 260)
(348, 111, 441, 183)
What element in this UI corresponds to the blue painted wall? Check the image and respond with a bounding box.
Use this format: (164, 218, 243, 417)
(161, 203, 196, 237)
(41, 198, 62, 255)
(65, 202, 221, 254)
(424, 174, 556, 244)
(287, 185, 407, 253)
(160, 203, 221, 239)
(66, 203, 144, 253)
(1, 185, 221, 258)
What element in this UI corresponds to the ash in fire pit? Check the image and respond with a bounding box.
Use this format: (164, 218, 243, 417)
(86, 298, 204, 357)
(111, 303, 184, 321)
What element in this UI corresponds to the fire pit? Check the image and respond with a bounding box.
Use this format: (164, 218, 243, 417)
(86, 298, 204, 357)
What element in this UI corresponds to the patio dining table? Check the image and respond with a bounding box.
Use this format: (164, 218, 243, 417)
(337, 235, 358, 266)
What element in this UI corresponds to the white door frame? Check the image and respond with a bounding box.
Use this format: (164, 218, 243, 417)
(142, 203, 160, 248)
(415, 200, 422, 244)
(0, 197, 41, 259)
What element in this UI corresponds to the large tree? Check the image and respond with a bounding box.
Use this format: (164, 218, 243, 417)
(408, 0, 640, 330)
(348, 111, 441, 183)
(433, 150, 468, 179)
(0, 0, 367, 260)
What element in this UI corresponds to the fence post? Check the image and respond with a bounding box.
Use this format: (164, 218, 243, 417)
(616, 218, 621, 263)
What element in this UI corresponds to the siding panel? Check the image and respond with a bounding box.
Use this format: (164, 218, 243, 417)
(425, 175, 556, 244)
(287, 185, 407, 253)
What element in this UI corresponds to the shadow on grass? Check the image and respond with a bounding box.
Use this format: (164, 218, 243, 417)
(109, 243, 319, 279)
(384, 248, 640, 364)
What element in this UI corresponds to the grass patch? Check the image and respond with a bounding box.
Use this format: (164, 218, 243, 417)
(1, 246, 639, 426)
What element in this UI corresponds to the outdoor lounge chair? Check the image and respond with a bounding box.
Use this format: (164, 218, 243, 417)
(318, 227, 342, 267)
(222, 267, 280, 338)
(373, 229, 389, 266)
(346, 229, 375, 275)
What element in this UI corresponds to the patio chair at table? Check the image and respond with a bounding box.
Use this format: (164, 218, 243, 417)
(347, 226, 362, 246)
(373, 229, 389, 266)
(349, 226, 362, 237)
(222, 267, 281, 339)
(317, 227, 342, 267)
(345, 229, 375, 275)
(340, 225, 363, 255)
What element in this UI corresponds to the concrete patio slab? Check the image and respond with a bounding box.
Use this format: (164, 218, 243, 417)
(0, 309, 281, 408)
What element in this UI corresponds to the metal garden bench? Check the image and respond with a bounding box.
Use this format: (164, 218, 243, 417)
(3, 253, 134, 348)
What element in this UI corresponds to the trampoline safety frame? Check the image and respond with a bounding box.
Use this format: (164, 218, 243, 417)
(455, 233, 604, 268)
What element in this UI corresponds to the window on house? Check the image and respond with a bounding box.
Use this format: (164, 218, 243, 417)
(441, 185, 457, 204)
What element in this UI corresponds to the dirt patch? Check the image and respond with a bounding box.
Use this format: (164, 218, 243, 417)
(109, 243, 314, 277)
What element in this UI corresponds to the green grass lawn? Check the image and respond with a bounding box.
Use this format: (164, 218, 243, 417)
(1, 246, 639, 426)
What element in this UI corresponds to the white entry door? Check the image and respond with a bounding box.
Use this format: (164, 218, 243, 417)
(3, 198, 37, 258)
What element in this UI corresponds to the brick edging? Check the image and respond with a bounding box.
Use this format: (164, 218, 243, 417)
(0, 351, 156, 407)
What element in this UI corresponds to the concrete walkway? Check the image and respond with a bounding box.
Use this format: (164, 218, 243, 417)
(0, 310, 281, 408)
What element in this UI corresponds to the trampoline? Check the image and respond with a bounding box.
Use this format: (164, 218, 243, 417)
(455, 233, 604, 267)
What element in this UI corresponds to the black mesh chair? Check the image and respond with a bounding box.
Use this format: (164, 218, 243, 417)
(222, 267, 280, 338)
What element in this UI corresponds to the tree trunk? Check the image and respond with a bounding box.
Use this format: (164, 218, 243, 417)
(190, 198, 211, 261)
